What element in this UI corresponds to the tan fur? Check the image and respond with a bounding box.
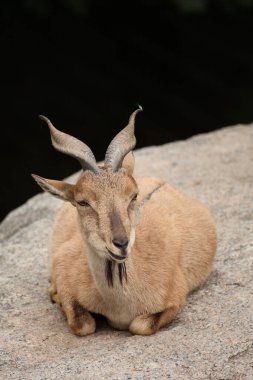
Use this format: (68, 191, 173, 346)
(44, 156, 216, 336)
(33, 110, 216, 336)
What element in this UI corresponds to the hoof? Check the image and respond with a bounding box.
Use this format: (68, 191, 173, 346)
(70, 318, 96, 337)
(129, 313, 160, 336)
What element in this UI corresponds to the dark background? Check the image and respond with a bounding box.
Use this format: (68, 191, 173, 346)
(1, 0, 253, 220)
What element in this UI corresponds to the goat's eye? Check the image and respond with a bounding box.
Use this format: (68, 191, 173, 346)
(131, 193, 138, 202)
(77, 200, 90, 207)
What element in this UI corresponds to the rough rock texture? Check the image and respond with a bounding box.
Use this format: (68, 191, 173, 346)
(0, 125, 253, 380)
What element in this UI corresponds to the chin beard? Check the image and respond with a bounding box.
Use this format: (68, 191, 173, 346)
(105, 260, 127, 287)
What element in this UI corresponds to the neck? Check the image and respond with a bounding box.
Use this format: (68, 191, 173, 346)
(85, 244, 129, 291)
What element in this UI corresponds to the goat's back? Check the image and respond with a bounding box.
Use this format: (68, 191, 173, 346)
(135, 177, 217, 292)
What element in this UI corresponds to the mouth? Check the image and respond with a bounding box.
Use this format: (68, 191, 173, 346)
(106, 248, 128, 262)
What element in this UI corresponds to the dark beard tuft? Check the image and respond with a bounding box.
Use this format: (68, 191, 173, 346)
(118, 262, 127, 285)
(105, 260, 127, 287)
(105, 260, 114, 287)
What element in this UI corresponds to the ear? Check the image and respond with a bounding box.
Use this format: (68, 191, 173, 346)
(32, 174, 75, 204)
(121, 152, 135, 175)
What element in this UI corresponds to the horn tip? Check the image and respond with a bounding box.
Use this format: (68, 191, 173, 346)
(31, 173, 40, 182)
(39, 114, 50, 123)
(137, 104, 143, 111)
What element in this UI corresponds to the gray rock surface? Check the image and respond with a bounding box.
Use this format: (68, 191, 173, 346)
(0, 125, 253, 379)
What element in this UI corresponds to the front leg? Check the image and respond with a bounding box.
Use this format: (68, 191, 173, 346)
(129, 305, 180, 336)
(64, 299, 96, 336)
(48, 281, 96, 336)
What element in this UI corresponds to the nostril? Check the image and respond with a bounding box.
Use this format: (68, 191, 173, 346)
(112, 238, 129, 249)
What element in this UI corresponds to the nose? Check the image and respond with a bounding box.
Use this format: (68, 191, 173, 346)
(112, 238, 129, 250)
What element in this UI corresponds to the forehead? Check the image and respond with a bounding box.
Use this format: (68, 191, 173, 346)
(74, 168, 137, 199)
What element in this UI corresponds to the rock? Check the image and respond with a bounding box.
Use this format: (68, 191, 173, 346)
(0, 125, 252, 380)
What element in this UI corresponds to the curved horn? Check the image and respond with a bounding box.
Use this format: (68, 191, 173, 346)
(39, 115, 100, 175)
(104, 105, 143, 172)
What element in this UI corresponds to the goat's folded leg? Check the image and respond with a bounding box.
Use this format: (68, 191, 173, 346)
(63, 299, 96, 336)
(129, 305, 180, 336)
(48, 280, 63, 310)
(48, 280, 96, 336)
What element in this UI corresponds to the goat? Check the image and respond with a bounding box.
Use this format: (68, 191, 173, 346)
(32, 106, 217, 336)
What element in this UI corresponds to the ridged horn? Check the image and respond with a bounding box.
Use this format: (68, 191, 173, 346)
(104, 105, 143, 172)
(39, 115, 100, 175)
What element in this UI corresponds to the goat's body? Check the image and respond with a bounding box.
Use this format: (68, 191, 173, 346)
(50, 176, 216, 331)
(34, 110, 217, 335)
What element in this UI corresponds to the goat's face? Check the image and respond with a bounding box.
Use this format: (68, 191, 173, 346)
(74, 166, 138, 262)
(32, 107, 143, 262)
